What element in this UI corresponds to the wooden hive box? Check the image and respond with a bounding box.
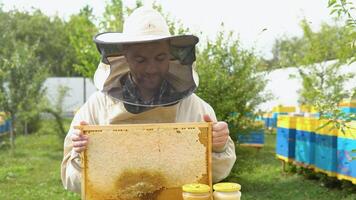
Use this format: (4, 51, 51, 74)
(77, 122, 212, 200)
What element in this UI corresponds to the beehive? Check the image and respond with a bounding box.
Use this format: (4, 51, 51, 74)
(314, 120, 338, 175)
(276, 116, 297, 162)
(77, 122, 212, 200)
(272, 105, 296, 113)
(337, 121, 356, 184)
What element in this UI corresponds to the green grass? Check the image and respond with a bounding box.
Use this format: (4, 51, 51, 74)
(226, 134, 356, 200)
(0, 126, 355, 199)
(0, 128, 80, 199)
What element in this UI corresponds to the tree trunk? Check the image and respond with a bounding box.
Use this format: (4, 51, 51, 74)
(24, 120, 28, 135)
(10, 114, 15, 149)
(42, 108, 66, 137)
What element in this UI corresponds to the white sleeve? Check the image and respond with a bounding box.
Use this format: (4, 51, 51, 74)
(204, 102, 237, 183)
(60, 92, 101, 193)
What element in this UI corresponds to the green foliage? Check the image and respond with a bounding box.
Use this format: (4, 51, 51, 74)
(297, 62, 354, 109)
(328, 0, 356, 27)
(124, 0, 143, 16)
(270, 36, 307, 68)
(265, 17, 355, 125)
(288, 20, 355, 129)
(270, 20, 355, 68)
(0, 42, 48, 145)
(66, 6, 100, 78)
(290, 20, 355, 122)
(151, 2, 190, 35)
(101, 0, 124, 31)
(195, 31, 270, 137)
(0, 9, 78, 76)
(327, 0, 356, 64)
(41, 85, 70, 139)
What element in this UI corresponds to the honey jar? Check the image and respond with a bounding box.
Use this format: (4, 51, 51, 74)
(182, 183, 211, 200)
(213, 182, 241, 200)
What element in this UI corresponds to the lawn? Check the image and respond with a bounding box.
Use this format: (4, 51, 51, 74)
(0, 127, 355, 199)
(0, 124, 80, 200)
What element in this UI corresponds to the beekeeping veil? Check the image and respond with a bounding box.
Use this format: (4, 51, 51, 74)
(92, 6, 199, 113)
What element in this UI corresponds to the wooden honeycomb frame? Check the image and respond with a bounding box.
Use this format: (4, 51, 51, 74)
(76, 122, 212, 200)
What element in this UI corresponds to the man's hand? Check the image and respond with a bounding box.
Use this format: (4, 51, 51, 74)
(203, 115, 229, 152)
(71, 121, 89, 153)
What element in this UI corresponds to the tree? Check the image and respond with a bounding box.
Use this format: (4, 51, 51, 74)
(195, 31, 270, 138)
(151, 2, 190, 35)
(100, 0, 124, 32)
(42, 85, 70, 139)
(0, 9, 78, 76)
(296, 63, 354, 114)
(328, 0, 356, 27)
(292, 20, 355, 127)
(269, 20, 355, 68)
(66, 6, 100, 78)
(0, 42, 48, 147)
(328, 0, 356, 64)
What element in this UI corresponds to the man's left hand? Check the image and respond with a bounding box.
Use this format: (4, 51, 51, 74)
(203, 114, 229, 152)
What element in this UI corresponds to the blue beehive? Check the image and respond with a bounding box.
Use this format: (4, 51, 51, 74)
(295, 130, 316, 165)
(339, 100, 356, 114)
(315, 120, 338, 176)
(337, 121, 356, 184)
(237, 130, 264, 147)
(5, 119, 11, 132)
(315, 134, 337, 174)
(276, 127, 296, 161)
(295, 117, 317, 166)
(275, 116, 297, 162)
(0, 119, 11, 135)
(0, 124, 4, 134)
(314, 120, 338, 176)
(270, 117, 276, 128)
(340, 107, 356, 114)
(263, 113, 273, 129)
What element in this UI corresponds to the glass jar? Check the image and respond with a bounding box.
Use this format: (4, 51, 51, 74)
(182, 183, 211, 200)
(213, 182, 241, 200)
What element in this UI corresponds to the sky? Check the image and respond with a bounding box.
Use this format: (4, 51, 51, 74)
(0, 0, 349, 59)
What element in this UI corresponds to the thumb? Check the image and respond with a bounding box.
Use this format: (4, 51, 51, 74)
(80, 121, 89, 126)
(203, 114, 213, 122)
(74, 121, 89, 132)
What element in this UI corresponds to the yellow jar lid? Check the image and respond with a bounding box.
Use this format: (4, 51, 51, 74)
(182, 183, 210, 193)
(213, 182, 241, 192)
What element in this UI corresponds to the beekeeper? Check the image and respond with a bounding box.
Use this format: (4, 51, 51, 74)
(61, 6, 236, 193)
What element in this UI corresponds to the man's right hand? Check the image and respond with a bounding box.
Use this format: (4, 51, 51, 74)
(71, 121, 89, 153)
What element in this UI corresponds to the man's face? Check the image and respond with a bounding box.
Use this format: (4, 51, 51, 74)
(124, 40, 170, 92)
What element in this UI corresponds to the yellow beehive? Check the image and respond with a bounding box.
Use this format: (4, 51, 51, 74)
(296, 117, 318, 132)
(338, 100, 356, 108)
(0, 112, 5, 124)
(300, 105, 318, 113)
(263, 113, 272, 119)
(277, 116, 297, 129)
(338, 121, 356, 139)
(77, 122, 212, 200)
(272, 105, 296, 113)
(315, 119, 338, 136)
